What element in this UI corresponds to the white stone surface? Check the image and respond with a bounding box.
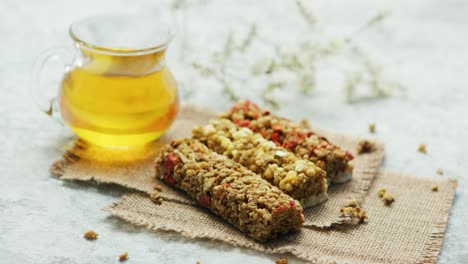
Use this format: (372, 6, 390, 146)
(1, 0, 467, 263)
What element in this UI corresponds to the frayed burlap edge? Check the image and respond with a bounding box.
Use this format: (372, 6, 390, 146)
(417, 178, 457, 264)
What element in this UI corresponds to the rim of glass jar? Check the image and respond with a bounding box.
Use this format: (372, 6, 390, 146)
(69, 14, 175, 56)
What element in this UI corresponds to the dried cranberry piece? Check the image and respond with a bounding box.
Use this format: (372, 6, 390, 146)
(345, 151, 355, 160)
(271, 124, 282, 131)
(298, 132, 307, 140)
(198, 194, 211, 207)
(284, 140, 297, 149)
(163, 153, 179, 171)
(242, 101, 251, 111)
(237, 119, 251, 127)
(272, 205, 287, 215)
(308, 146, 317, 156)
(271, 132, 280, 143)
(163, 173, 175, 185)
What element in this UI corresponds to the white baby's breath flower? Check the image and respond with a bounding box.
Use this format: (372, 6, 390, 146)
(251, 57, 273, 75)
(187, 0, 402, 108)
(329, 38, 344, 50)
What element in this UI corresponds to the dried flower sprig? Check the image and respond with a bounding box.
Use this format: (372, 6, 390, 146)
(192, 24, 258, 103)
(344, 46, 406, 103)
(296, 0, 317, 29)
(369, 123, 376, 133)
(184, 0, 404, 108)
(238, 24, 257, 53)
(260, 81, 286, 109)
(171, 0, 209, 10)
(346, 11, 390, 42)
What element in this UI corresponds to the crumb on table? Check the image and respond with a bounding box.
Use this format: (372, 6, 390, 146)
(150, 191, 163, 204)
(436, 168, 444, 175)
(119, 252, 128, 262)
(383, 192, 395, 205)
(431, 184, 439, 192)
(418, 144, 427, 154)
(369, 123, 376, 133)
(83, 230, 98, 240)
(377, 188, 395, 205)
(340, 205, 368, 224)
(359, 211, 369, 223)
(275, 258, 288, 264)
(377, 188, 387, 198)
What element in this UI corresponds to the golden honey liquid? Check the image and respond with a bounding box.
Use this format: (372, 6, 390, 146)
(59, 51, 178, 148)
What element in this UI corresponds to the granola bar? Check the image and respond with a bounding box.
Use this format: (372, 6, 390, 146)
(155, 138, 304, 241)
(221, 100, 354, 183)
(192, 118, 328, 208)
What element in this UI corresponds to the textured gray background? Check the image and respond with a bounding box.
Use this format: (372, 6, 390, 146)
(1, 0, 467, 263)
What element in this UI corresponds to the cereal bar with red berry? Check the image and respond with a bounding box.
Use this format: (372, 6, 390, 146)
(221, 100, 354, 183)
(192, 119, 328, 208)
(154, 138, 304, 241)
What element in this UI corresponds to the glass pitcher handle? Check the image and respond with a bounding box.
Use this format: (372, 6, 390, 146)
(32, 47, 73, 123)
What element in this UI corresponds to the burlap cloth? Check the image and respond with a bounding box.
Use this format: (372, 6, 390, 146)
(50, 105, 456, 263)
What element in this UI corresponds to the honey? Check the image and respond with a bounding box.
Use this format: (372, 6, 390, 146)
(59, 50, 178, 148)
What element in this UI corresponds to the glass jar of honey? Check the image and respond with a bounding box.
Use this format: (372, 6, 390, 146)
(33, 15, 179, 148)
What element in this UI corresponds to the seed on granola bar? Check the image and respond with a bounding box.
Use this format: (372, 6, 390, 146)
(436, 168, 444, 175)
(193, 119, 328, 208)
(431, 184, 439, 192)
(369, 123, 376, 133)
(155, 139, 304, 242)
(119, 252, 128, 262)
(418, 144, 427, 154)
(275, 258, 288, 264)
(83, 230, 98, 240)
(221, 100, 354, 184)
(357, 139, 375, 154)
